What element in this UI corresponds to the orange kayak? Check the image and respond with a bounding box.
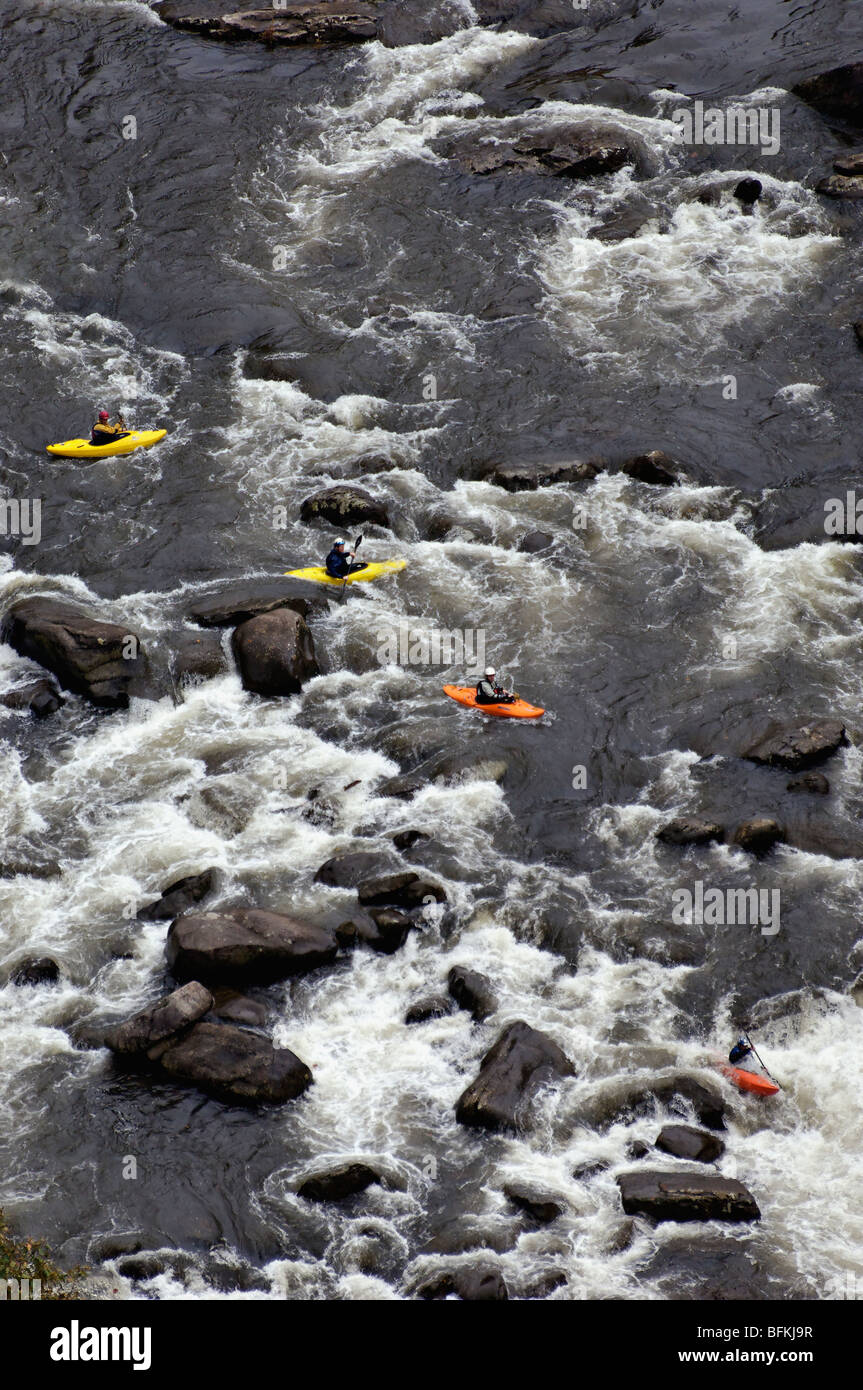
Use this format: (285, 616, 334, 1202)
(717, 1062, 780, 1097)
(443, 685, 545, 719)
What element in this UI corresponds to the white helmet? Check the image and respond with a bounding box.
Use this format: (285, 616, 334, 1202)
(485, 667, 495, 677)
(334, 538, 345, 546)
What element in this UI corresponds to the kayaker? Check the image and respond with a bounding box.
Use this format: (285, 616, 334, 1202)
(729, 1036, 753, 1067)
(90, 410, 130, 446)
(325, 539, 367, 579)
(475, 666, 515, 705)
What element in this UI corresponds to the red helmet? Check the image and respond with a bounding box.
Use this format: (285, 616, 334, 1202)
(98, 411, 110, 422)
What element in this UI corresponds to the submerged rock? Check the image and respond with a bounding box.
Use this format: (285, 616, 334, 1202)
(617, 1169, 760, 1223)
(0, 678, 65, 718)
(405, 994, 455, 1025)
(787, 771, 830, 795)
(231, 607, 319, 696)
(731, 818, 786, 855)
(297, 1162, 382, 1202)
(441, 132, 632, 179)
(455, 1020, 575, 1133)
(743, 719, 847, 770)
(315, 851, 397, 887)
(517, 530, 554, 554)
(834, 152, 863, 175)
(9, 956, 61, 987)
(137, 868, 218, 922)
(392, 829, 431, 852)
(655, 1124, 725, 1163)
(300, 484, 389, 529)
(794, 63, 863, 130)
(103, 982, 214, 1056)
(620, 450, 680, 485)
(157, 1021, 312, 1104)
(447, 966, 498, 1022)
(166, 908, 338, 984)
(1, 599, 144, 709)
(656, 816, 724, 846)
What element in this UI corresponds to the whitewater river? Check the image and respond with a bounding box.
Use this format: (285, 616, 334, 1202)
(1, 0, 862, 1300)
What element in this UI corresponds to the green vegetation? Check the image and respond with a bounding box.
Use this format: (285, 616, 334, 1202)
(0, 1208, 88, 1300)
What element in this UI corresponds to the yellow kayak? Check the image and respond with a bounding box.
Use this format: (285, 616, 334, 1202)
(283, 559, 406, 586)
(46, 429, 167, 459)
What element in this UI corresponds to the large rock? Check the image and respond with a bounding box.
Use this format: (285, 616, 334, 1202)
(656, 816, 724, 846)
(1, 599, 144, 709)
(166, 908, 338, 984)
(794, 63, 863, 130)
(504, 1181, 566, 1223)
(231, 608, 318, 696)
(156, 1021, 312, 1104)
(137, 868, 217, 922)
(455, 1021, 574, 1133)
(9, 956, 60, 987)
(835, 153, 863, 175)
(365, 908, 414, 954)
(617, 1170, 760, 1223)
(314, 851, 397, 888)
(655, 1124, 725, 1163)
(486, 459, 600, 492)
(357, 872, 447, 910)
(405, 994, 455, 1025)
(299, 485, 389, 530)
(187, 582, 319, 628)
(159, 1, 378, 44)
(0, 678, 65, 718)
(743, 719, 847, 770)
(606, 1077, 727, 1131)
(448, 966, 497, 1022)
(170, 631, 228, 683)
(297, 1162, 381, 1202)
(787, 772, 829, 795)
(442, 133, 632, 179)
(103, 982, 214, 1056)
(816, 175, 863, 199)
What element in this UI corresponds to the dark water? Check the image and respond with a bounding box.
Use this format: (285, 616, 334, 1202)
(1, 0, 862, 1300)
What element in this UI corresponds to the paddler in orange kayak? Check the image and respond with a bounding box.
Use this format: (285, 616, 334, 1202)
(475, 666, 516, 706)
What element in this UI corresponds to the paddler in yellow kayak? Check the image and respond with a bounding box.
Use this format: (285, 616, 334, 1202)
(325, 537, 368, 579)
(90, 409, 131, 447)
(475, 666, 516, 706)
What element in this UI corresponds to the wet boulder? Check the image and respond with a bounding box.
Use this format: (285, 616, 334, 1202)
(734, 177, 762, 207)
(442, 132, 632, 180)
(617, 1170, 760, 1223)
(231, 608, 318, 697)
(447, 965, 497, 1022)
(166, 908, 338, 984)
(156, 1021, 312, 1104)
(455, 1020, 575, 1133)
(297, 1162, 382, 1201)
(731, 818, 785, 855)
(102, 982, 214, 1056)
(365, 908, 415, 954)
(609, 1076, 727, 1131)
(656, 816, 724, 846)
(743, 719, 847, 770)
(816, 174, 863, 199)
(517, 530, 554, 554)
(620, 450, 680, 486)
(299, 485, 389, 530)
(1, 599, 144, 709)
(794, 63, 863, 130)
(392, 829, 431, 852)
(357, 872, 447, 910)
(405, 994, 456, 1024)
(835, 153, 863, 175)
(655, 1124, 725, 1163)
(9, 956, 60, 987)
(503, 1181, 565, 1223)
(0, 678, 65, 718)
(159, 1, 379, 45)
(170, 631, 228, 684)
(208, 987, 269, 1028)
(187, 583, 319, 628)
(486, 459, 600, 492)
(315, 851, 397, 888)
(416, 1264, 509, 1301)
(572, 1158, 611, 1181)
(137, 868, 218, 922)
